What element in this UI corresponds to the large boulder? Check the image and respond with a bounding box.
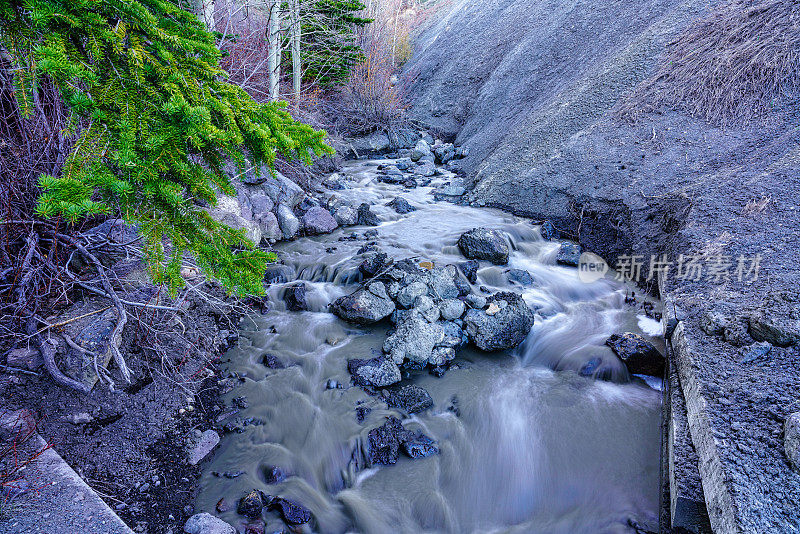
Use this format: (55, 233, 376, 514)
(556, 242, 582, 266)
(257, 171, 305, 208)
(347, 132, 392, 158)
(605, 332, 664, 377)
(258, 211, 282, 242)
(383, 314, 444, 367)
(334, 205, 358, 226)
(184, 513, 235, 534)
(387, 197, 417, 214)
(276, 203, 300, 240)
(302, 206, 339, 235)
(433, 143, 456, 164)
(457, 228, 510, 265)
(463, 292, 534, 351)
(410, 139, 432, 162)
(347, 356, 402, 387)
(209, 195, 262, 244)
(331, 282, 395, 325)
(357, 203, 381, 226)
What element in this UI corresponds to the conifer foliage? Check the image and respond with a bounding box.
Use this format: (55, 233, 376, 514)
(0, 0, 333, 295)
(294, 0, 373, 87)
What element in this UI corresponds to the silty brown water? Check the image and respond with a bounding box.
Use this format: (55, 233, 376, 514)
(195, 159, 664, 534)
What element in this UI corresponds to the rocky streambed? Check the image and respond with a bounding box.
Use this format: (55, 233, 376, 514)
(192, 150, 667, 534)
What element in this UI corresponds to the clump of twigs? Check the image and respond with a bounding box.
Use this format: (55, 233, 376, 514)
(619, 0, 800, 125)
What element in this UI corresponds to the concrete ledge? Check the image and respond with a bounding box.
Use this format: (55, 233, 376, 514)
(1, 412, 133, 534)
(671, 321, 741, 533)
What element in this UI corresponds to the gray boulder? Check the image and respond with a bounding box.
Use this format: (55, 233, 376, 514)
(413, 162, 436, 177)
(463, 292, 534, 351)
(276, 203, 300, 240)
(427, 266, 460, 300)
(381, 384, 434, 414)
(411, 139, 432, 162)
(334, 205, 358, 226)
(260, 172, 304, 208)
(331, 282, 395, 325)
(397, 281, 428, 308)
(187, 429, 220, 465)
(384, 315, 445, 367)
(348, 356, 402, 387)
(395, 158, 413, 170)
(440, 299, 466, 320)
(434, 143, 456, 164)
(457, 228, 510, 265)
(785, 412, 800, 470)
(302, 206, 339, 235)
(184, 513, 235, 534)
(348, 132, 391, 158)
(259, 211, 282, 242)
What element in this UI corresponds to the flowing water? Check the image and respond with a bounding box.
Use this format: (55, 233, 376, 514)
(196, 160, 664, 534)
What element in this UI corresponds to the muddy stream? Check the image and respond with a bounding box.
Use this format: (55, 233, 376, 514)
(196, 159, 663, 534)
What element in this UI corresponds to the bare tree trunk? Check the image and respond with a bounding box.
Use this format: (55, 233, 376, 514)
(268, 0, 282, 101)
(290, 0, 301, 100)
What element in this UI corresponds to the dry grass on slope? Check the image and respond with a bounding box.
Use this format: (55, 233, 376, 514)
(620, 0, 800, 125)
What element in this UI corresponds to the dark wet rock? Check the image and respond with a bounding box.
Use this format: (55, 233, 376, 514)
(430, 365, 448, 378)
(463, 292, 534, 351)
(301, 206, 338, 235)
(323, 173, 347, 190)
(359, 251, 391, 279)
(363, 229, 380, 239)
(402, 432, 440, 459)
(263, 465, 288, 484)
(539, 220, 559, 240)
(387, 197, 416, 214)
(326, 379, 343, 389)
(231, 396, 249, 409)
(284, 283, 308, 312)
(739, 341, 772, 364)
(264, 264, 294, 285)
(439, 299, 466, 321)
(605, 333, 664, 377)
(457, 228, 509, 265)
(237, 489, 265, 519)
(459, 260, 479, 283)
(578, 357, 614, 381)
(184, 513, 236, 534)
(785, 412, 800, 470)
(507, 268, 534, 286)
(381, 384, 434, 414)
(355, 404, 372, 423)
(383, 315, 445, 367)
(434, 143, 456, 164)
(402, 177, 418, 188)
(347, 356, 402, 387)
(331, 282, 395, 324)
(453, 274, 471, 297)
(556, 242, 581, 266)
(262, 353, 285, 369)
(395, 158, 412, 170)
(357, 203, 381, 226)
(267, 496, 312, 526)
(367, 416, 409, 465)
(440, 321, 467, 349)
(295, 196, 319, 216)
